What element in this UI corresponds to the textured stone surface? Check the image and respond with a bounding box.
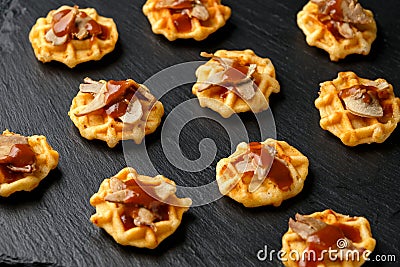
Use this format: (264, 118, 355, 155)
(0, 0, 399, 266)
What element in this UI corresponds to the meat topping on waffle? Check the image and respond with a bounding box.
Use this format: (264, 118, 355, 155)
(311, 0, 373, 39)
(45, 6, 108, 45)
(105, 175, 190, 230)
(230, 142, 293, 191)
(105, 177, 169, 229)
(75, 78, 156, 124)
(289, 213, 364, 267)
(197, 52, 258, 101)
(156, 0, 209, 32)
(0, 135, 36, 183)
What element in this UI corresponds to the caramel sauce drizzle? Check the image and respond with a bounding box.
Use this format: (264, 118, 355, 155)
(229, 142, 293, 191)
(0, 143, 36, 184)
(212, 61, 253, 100)
(164, 0, 197, 32)
(172, 12, 193, 33)
(117, 179, 170, 230)
(299, 223, 361, 267)
(51, 8, 109, 42)
(103, 80, 139, 119)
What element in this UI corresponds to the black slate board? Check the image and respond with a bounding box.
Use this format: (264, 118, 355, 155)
(1, 0, 400, 266)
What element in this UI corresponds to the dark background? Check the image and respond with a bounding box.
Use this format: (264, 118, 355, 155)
(0, 0, 399, 266)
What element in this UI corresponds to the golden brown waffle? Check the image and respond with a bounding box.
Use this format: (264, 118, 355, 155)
(193, 49, 280, 118)
(29, 6, 118, 68)
(281, 209, 376, 267)
(0, 130, 59, 197)
(143, 0, 231, 41)
(90, 167, 191, 249)
(68, 80, 164, 148)
(315, 72, 400, 146)
(297, 1, 377, 61)
(216, 139, 309, 207)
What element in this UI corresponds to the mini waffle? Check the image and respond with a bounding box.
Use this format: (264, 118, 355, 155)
(297, 1, 377, 61)
(90, 167, 191, 249)
(216, 139, 309, 207)
(315, 72, 400, 146)
(142, 0, 231, 41)
(0, 130, 59, 197)
(68, 79, 164, 148)
(193, 49, 280, 118)
(29, 5, 118, 68)
(281, 209, 376, 267)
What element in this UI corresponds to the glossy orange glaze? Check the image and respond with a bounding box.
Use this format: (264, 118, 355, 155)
(103, 80, 138, 119)
(299, 222, 362, 267)
(52, 9, 75, 37)
(172, 13, 192, 33)
(98, 25, 110, 40)
(234, 142, 293, 191)
(336, 223, 362, 243)
(299, 224, 346, 267)
(209, 61, 253, 99)
(0, 144, 36, 184)
(0, 144, 35, 167)
(268, 157, 292, 191)
(0, 165, 21, 184)
(85, 19, 102, 36)
(51, 8, 108, 40)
